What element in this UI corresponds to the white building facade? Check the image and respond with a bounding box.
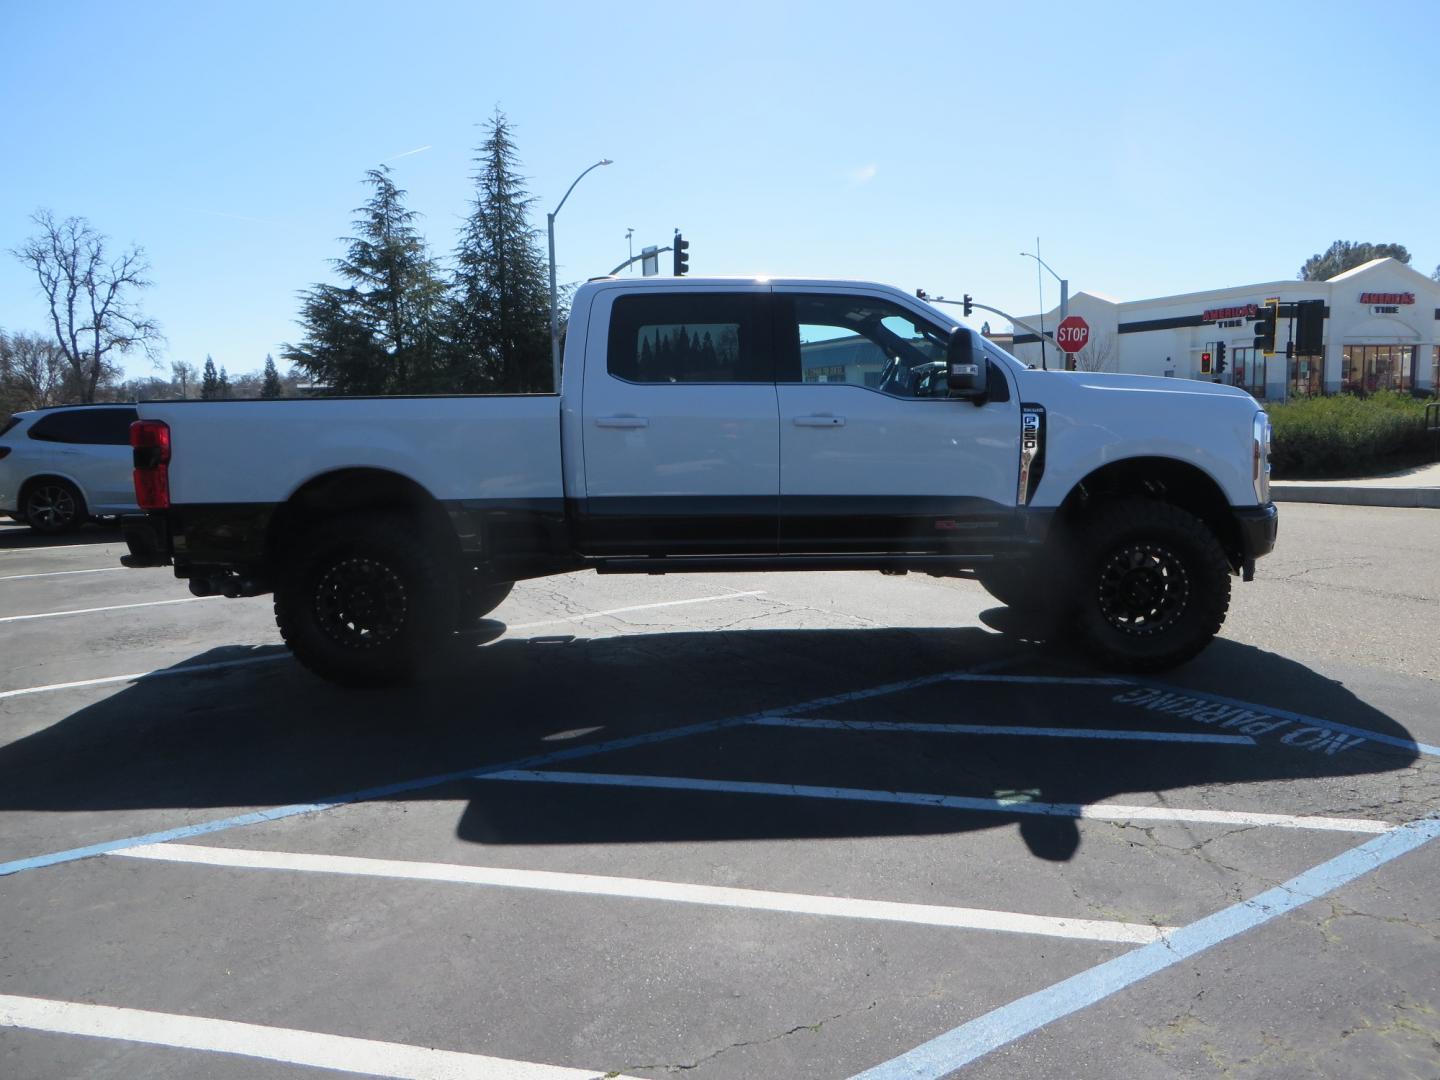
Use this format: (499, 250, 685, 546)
(1009, 258, 1438, 400)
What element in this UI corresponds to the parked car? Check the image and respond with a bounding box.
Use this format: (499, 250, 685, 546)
(0, 405, 139, 534)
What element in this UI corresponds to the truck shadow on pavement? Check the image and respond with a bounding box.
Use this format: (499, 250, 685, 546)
(0, 626, 1424, 865)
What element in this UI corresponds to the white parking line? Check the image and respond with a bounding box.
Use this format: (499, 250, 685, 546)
(0, 595, 221, 624)
(0, 566, 129, 582)
(0, 654, 291, 701)
(0, 993, 639, 1080)
(0, 591, 767, 700)
(752, 718, 1255, 745)
(117, 843, 1172, 944)
(505, 590, 765, 631)
(482, 771, 1394, 834)
(0, 542, 125, 555)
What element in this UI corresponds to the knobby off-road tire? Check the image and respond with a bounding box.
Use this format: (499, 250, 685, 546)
(1071, 499, 1231, 672)
(274, 513, 457, 687)
(23, 479, 86, 535)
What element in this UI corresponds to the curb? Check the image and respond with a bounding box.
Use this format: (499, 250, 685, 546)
(1272, 485, 1440, 509)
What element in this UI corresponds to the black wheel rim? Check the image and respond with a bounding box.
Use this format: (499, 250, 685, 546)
(28, 485, 76, 529)
(1096, 541, 1190, 636)
(313, 556, 409, 649)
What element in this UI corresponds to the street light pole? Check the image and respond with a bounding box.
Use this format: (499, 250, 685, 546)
(1019, 245, 1069, 370)
(547, 158, 612, 391)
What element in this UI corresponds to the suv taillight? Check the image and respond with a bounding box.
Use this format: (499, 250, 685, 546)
(130, 419, 171, 510)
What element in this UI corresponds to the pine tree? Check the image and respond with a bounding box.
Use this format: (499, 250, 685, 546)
(285, 167, 446, 395)
(261, 354, 283, 398)
(201, 355, 220, 399)
(218, 366, 231, 398)
(449, 111, 553, 392)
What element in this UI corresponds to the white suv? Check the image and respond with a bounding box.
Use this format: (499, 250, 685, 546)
(0, 405, 138, 534)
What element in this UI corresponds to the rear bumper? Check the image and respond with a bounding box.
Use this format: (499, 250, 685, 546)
(1232, 502, 1278, 579)
(120, 513, 172, 568)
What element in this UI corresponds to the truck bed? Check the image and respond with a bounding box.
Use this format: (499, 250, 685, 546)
(137, 395, 563, 506)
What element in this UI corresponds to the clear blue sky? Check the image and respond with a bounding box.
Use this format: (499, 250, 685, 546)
(3, 0, 1437, 381)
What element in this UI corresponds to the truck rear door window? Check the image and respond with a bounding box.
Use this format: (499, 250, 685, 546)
(607, 293, 771, 383)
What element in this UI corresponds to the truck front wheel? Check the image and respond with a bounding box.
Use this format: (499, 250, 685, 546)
(1072, 500, 1230, 672)
(275, 513, 456, 687)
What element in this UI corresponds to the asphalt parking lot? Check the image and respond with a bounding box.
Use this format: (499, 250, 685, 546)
(2, 505, 1438, 1080)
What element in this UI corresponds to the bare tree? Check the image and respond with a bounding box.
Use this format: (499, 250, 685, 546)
(170, 361, 198, 399)
(1, 330, 71, 411)
(1071, 331, 1117, 373)
(12, 210, 162, 402)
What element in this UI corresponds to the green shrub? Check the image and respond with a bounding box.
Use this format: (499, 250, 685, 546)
(1266, 391, 1432, 478)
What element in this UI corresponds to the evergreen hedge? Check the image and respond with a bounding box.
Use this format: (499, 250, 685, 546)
(1266, 390, 1434, 478)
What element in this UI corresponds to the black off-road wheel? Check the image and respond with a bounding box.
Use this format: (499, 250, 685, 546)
(23, 479, 86, 535)
(1072, 499, 1231, 672)
(274, 513, 457, 687)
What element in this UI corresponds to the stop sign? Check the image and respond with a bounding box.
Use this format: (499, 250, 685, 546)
(1056, 315, 1090, 353)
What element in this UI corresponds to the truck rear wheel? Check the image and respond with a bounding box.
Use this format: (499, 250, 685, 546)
(274, 513, 456, 687)
(1072, 499, 1230, 672)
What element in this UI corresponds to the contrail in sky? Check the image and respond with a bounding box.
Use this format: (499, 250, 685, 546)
(383, 144, 433, 162)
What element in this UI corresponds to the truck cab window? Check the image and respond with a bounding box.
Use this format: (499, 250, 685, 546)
(777, 295, 950, 398)
(607, 293, 771, 383)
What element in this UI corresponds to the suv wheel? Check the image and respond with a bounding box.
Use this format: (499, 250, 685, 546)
(23, 480, 86, 535)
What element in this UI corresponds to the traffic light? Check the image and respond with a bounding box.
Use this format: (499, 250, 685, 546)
(1200, 350, 1213, 374)
(673, 233, 689, 276)
(1295, 299, 1324, 354)
(1216, 342, 1227, 375)
(1253, 301, 1277, 353)
(962, 294, 973, 317)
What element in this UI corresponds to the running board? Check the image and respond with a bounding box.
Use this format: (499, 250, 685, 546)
(589, 554, 999, 575)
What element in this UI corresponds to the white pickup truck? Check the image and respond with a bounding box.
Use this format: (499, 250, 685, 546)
(121, 276, 1277, 686)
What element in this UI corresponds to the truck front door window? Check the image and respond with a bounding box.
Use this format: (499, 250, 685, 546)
(785, 295, 949, 398)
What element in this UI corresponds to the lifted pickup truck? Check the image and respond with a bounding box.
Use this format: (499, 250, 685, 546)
(122, 277, 1276, 686)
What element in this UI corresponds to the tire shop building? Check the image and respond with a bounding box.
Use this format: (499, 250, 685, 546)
(1008, 257, 1439, 400)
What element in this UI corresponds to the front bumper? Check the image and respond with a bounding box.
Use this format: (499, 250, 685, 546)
(1233, 502, 1278, 579)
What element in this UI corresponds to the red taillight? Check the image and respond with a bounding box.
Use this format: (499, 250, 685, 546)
(130, 420, 171, 510)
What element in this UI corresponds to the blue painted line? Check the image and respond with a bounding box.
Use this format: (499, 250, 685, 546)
(0, 716, 743, 877)
(751, 718, 1256, 745)
(847, 813, 1440, 1080)
(1125, 678, 1440, 759)
(0, 662, 1008, 879)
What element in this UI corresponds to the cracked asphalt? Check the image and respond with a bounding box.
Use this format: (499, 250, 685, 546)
(1, 503, 1437, 1079)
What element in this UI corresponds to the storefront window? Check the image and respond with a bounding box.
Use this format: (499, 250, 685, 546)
(1289, 354, 1322, 397)
(1341, 345, 1415, 394)
(1231, 347, 1266, 398)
